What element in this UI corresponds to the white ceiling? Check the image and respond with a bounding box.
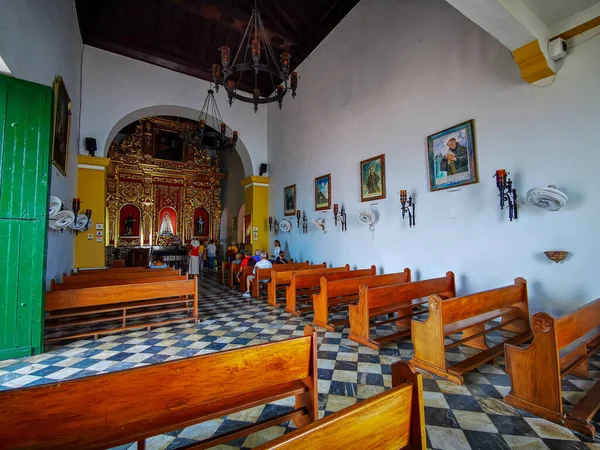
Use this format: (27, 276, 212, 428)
(522, 0, 600, 26)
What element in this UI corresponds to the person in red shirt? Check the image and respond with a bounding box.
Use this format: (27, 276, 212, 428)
(188, 240, 201, 276)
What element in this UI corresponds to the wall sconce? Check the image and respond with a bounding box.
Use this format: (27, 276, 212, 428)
(494, 170, 518, 221)
(269, 216, 279, 235)
(399, 190, 415, 227)
(269, 216, 273, 231)
(296, 210, 302, 229)
(333, 204, 347, 231)
(302, 211, 308, 234)
(72, 198, 81, 235)
(274, 219, 279, 235)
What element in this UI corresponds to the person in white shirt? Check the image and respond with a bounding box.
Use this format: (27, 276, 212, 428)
(243, 251, 272, 297)
(206, 239, 217, 271)
(272, 240, 281, 258)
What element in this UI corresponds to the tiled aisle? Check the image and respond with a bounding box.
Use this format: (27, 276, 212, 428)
(1, 274, 599, 450)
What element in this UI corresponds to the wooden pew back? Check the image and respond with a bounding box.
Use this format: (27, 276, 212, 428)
(292, 265, 373, 290)
(46, 278, 196, 311)
(256, 361, 425, 450)
(270, 263, 325, 285)
(62, 268, 179, 284)
(0, 327, 318, 450)
(323, 269, 411, 299)
(439, 278, 529, 326)
(71, 266, 155, 275)
(50, 275, 188, 291)
(555, 298, 600, 351)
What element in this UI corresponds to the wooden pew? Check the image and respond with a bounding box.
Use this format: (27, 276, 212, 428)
(256, 360, 425, 450)
(45, 277, 198, 343)
(312, 269, 411, 331)
(62, 268, 179, 285)
(504, 298, 600, 437)
(240, 261, 310, 294)
(410, 278, 531, 385)
(254, 262, 328, 301)
(0, 326, 318, 450)
(71, 266, 159, 275)
(263, 263, 328, 305)
(286, 266, 377, 316)
(230, 262, 242, 288)
(50, 275, 188, 291)
(221, 261, 231, 285)
(349, 272, 456, 350)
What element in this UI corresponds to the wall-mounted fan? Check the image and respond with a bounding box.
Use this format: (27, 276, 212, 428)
(48, 196, 62, 219)
(312, 218, 327, 233)
(279, 219, 292, 233)
(357, 209, 376, 232)
(49, 210, 75, 231)
(526, 185, 568, 211)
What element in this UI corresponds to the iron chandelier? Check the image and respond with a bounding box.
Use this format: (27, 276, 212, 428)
(197, 86, 239, 152)
(212, 0, 298, 113)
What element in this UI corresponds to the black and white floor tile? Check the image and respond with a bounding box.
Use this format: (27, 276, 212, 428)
(1, 273, 599, 449)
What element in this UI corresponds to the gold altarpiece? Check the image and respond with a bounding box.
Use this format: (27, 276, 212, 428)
(106, 116, 226, 250)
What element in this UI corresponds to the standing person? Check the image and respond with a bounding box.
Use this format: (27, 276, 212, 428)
(206, 239, 217, 271)
(188, 239, 201, 276)
(272, 240, 282, 259)
(243, 251, 272, 297)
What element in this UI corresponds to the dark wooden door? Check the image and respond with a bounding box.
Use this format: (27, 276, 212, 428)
(0, 74, 52, 360)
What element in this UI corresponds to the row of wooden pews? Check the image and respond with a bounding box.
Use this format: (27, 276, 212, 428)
(0, 326, 426, 449)
(46, 266, 198, 343)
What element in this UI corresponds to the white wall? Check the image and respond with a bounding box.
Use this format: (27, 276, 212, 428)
(220, 149, 246, 244)
(0, 0, 83, 283)
(267, 0, 600, 315)
(79, 46, 268, 177)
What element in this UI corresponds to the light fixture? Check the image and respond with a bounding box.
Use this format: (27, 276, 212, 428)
(296, 210, 302, 229)
(198, 86, 238, 152)
(212, 0, 298, 113)
(400, 190, 415, 227)
(302, 211, 308, 234)
(269, 216, 280, 235)
(494, 170, 518, 221)
(333, 204, 347, 231)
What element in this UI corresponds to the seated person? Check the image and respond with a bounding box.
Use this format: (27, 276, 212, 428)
(236, 252, 253, 284)
(150, 257, 168, 269)
(243, 251, 272, 297)
(252, 249, 261, 262)
(275, 251, 288, 264)
(232, 252, 243, 264)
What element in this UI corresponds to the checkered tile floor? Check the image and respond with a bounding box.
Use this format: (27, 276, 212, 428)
(1, 273, 599, 449)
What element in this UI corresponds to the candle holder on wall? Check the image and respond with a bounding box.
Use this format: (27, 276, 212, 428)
(399, 191, 415, 227)
(272, 217, 280, 235)
(296, 210, 302, 229)
(333, 204, 347, 231)
(494, 170, 518, 221)
(302, 211, 308, 234)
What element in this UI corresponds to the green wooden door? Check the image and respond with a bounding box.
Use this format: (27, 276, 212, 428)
(0, 75, 52, 360)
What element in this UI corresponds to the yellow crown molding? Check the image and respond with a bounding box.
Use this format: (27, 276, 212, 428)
(552, 15, 600, 41)
(513, 40, 555, 84)
(241, 175, 270, 188)
(78, 154, 111, 169)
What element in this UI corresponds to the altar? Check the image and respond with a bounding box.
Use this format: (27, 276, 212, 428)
(105, 116, 226, 265)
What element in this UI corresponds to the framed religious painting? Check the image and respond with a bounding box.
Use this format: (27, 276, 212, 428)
(51, 76, 72, 176)
(427, 119, 478, 192)
(314, 174, 331, 211)
(284, 184, 296, 216)
(360, 154, 386, 202)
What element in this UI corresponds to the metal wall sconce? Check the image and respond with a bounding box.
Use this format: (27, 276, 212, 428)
(269, 216, 280, 236)
(302, 211, 308, 234)
(296, 210, 302, 229)
(333, 204, 347, 231)
(399, 190, 415, 227)
(494, 169, 518, 221)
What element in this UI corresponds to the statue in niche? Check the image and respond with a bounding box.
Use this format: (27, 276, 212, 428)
(123, 214, 136, 236)
(159, 212, 175, 236)
(196, 215, 205, 236)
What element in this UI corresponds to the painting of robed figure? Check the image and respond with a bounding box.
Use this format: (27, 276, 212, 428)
(360, 154, 386, 202)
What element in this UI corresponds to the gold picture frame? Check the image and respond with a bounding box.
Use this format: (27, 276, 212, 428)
(315, 174, 331, 211)
(51, 76, 72, 176)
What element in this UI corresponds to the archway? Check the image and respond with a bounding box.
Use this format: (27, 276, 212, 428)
(104, 105, 254, 177)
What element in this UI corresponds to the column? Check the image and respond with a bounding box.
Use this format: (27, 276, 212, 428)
(240, 176, 270, 253)
(74, 155, 111, 269)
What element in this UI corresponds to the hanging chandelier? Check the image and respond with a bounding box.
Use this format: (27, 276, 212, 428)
(212, 0, 298, 113)
(197, 86, 239, 152)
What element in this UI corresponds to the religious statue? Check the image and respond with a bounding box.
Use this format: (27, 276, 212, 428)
(159, 212, 175, 236)
(123, 214, 136, 236)
(196, 215, 205, 236)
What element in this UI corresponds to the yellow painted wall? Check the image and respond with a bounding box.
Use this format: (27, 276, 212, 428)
(241, 176, 270, 253)
(74, 156, 110, 268)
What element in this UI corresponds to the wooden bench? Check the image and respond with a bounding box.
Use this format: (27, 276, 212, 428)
(62, 268, 180, 285)
(410, 278, 531, 385)
(349, 272, 456, 350)
(50, 275, 188, 291)
(0, 325, 318, 450)
(71, 266, 161, 275)
(262, 263, 329, 305)
(253, 262, 328, 302)
(256, 360, 425, 450)
(286, 266, 376, 316)
(45, 277, 198, 343)
(239, 261, 311, 295)
(221, 261, 231, 285)
(504, 298, 600, 437)
(312, 269, 412, 331)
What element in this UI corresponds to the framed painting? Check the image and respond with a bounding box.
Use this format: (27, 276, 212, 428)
(314, 174, 331, 211)
(284, 184, 296, 216)
(360, 154, 386, 202)
(427, 119, 478, 191)
(51, 76, 72, 176)
(244, 214, 252, 244)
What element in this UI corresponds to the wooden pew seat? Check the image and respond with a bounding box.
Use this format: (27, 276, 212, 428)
(410, 278, 531, 385)
(505, 298, 600, 437)
(256, 361, 425, 450)
(50, 275, 187, 291)
(0, 326, 318, 450)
